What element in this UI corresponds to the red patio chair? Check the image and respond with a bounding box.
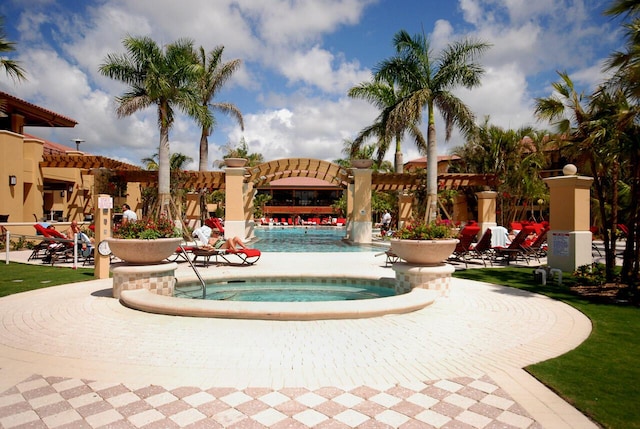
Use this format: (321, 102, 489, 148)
(470, 228, 493, 266)
(522, 226, 549, 262)
(493, 225, 536, 264)
(449, 225, 481, 268)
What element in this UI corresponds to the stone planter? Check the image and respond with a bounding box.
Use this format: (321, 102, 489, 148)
(106, 237, 182, 264)
(390, 238, 459, 266)
(224, 157, 248, 168)
(351, 159, 374, 169)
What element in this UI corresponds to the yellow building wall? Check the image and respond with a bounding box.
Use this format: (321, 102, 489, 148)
(0, 131, 26, 222)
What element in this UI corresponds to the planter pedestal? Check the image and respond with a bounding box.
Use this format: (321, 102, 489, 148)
(393, 263, 455, 297)
(111, 262, 178, 299)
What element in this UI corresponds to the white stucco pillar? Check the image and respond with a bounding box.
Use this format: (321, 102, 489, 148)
(476, 191, 497, 238)
(224, 166, 247, 240)
(543, 165, 593, 272)
(350, 167, 372, 244)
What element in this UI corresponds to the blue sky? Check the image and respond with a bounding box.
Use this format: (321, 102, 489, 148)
(0, 0, 623, 170)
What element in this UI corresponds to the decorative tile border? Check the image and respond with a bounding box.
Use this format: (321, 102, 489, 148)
(111, 262, 178, 299)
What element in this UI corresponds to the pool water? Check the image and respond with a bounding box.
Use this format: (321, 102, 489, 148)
(252, 226, 380, 252)
(175, 277, 396, 302)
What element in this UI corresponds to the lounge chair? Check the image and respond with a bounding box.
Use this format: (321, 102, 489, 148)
(38, 226, 75, 265)
(168, 245, 197, 262)
(192, 247, 261, 267)
(618, 223, 629, 239)
(493, 225, 536, 264)
(376, 249, 400, 266)
(29, 224, 55, 260)
(469, 228, 493, 266)
(448, 225, 481, 268)
(522, 226, 549, 262)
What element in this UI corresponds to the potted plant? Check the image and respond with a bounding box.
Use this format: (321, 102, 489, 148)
(107, 216, 182, 264)
(351, 158, 374, 169)
(390, 221, 459, 265)
(224, 157, 248, 168)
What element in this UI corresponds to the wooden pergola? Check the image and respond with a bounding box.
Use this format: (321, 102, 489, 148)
(40, 155, 498, 191)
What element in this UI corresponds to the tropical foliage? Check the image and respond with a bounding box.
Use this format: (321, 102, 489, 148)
(139, 152, 193, 218)
(215, 137, 263, 168)
(532, 0, 640, 294)
(451, 119, 550, 224)
(357, 30, 489, 222)
(333, 139, 393, 172)
(192, 45, 244, 172)
(99, 36, 209, 218)
(348, 77, 424, 173)
(0, 16, 26, 83)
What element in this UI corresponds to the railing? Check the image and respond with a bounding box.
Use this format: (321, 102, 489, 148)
(179, 245, 206, 299)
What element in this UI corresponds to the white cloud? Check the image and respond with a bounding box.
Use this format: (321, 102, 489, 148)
(279, 45, 370, 93)
(2, 0, 622, 170)
(229, 96, 377, 162)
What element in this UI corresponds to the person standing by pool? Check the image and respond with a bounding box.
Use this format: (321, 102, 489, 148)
(122, 204, 137, 223)
(381, 210, 392, 234)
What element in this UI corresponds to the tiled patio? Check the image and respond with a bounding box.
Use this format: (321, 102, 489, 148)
(0, 250, 598, 428)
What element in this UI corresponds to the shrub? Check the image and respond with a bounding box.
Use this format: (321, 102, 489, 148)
(392, 221, 456, 240)
(112, 216, 180, 239)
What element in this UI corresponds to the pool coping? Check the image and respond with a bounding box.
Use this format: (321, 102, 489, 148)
(119, 286, 438, 320)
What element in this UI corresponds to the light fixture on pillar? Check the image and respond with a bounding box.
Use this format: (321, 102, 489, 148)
(72, 138, 85, 151)
(9, 175, 17, 186)
(68, 184, 74, 193)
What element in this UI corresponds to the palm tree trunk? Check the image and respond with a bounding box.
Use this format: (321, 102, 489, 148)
(394, 133, 403, 174)
(394, 151, 403, 174)
(425, 105, 438, 222)
(158, 120, 171, 217)
(199, 127, 209, 223)
(198, 127, 209, 171)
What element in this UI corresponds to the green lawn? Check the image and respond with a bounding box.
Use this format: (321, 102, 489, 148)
(454, 267, 640, 429)
(0, 262, 95, 297)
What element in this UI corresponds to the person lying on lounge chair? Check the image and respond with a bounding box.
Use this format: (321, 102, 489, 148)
(192, 225, 249, 252)
(202, 230, 249, 252)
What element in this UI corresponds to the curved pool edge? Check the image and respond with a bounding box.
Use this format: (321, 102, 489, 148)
(119, 287, 438, 320)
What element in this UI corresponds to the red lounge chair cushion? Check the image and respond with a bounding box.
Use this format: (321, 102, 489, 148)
(229, 248, 261, 257)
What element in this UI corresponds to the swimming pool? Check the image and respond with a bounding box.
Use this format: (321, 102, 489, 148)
(175, 277, 396, 302)
(252, 226, 381, 252)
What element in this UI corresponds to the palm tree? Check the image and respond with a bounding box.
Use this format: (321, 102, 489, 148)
(0, 16, 26, 82)
(99, 36, 209, 217)
(375, 30, 489, 221)
(193, 45, 244, 171)
(348, 77, 425, 173)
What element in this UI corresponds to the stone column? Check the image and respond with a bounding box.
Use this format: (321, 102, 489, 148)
(543, 164, 593, 272)
(351, 168, 372, 244)
(346, 184, 354, 239)
(244, 181, 255, 239)
(224, 166, 247, 239)
(94, 194, 112, 279)
(476, 191, 497, 238)
(398, 192, 413, 229)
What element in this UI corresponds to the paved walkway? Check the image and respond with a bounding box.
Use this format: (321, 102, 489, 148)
(0, 250, 597, 428)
